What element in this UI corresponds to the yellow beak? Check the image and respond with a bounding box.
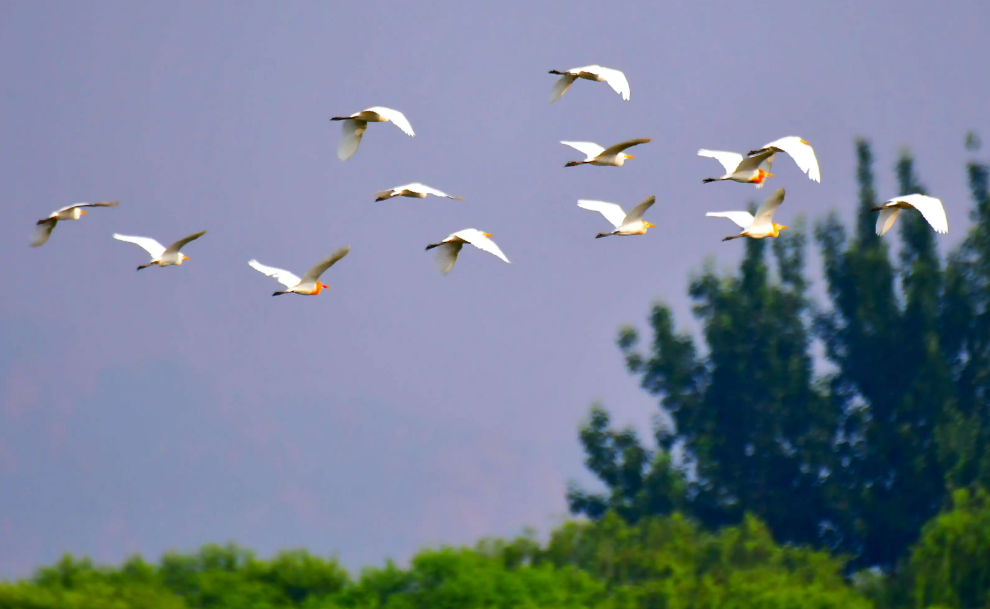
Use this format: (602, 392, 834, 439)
(645, 222, 656, 228)
(483, 232, 493, 238)
(182, 255, 190, 260)
(625, 154, 635, 159)
(80, 210, 88, 215)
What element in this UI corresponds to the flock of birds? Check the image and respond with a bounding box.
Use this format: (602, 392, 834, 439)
(30, 65, 950, 295)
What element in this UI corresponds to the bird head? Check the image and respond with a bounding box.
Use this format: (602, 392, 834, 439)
(482, 232, 493, 238)
(643, 221, 656, 230)
(772, 223, 788, 236)
(754, 169, 775, 183)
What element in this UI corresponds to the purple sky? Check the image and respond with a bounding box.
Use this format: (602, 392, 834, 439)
(1, 1, 988, 577)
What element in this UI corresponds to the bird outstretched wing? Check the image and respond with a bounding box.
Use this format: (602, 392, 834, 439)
(456, 229, 510, 264)
(602, 138, 651, 156)
(750, 137, 820, 183)
(590, 66, 630, 101)
(113, 234, 166, 258)
(577, 200, 628, 228)
(368, 106, 415, 137)
(560, 141, 605, 159)
(549, 73, 577, 103)
(338, 119, 366, 161)
(753, 188, 786, 225)
(55, 201, 120, 213)
(31, 219, 58, 247)
(164, 231, 207, 256)
(248, 260, 301, 288)
(706, 212, 755, 228)
(623, 195, 656, 224)
(301, 246, 351, 283)
(698, 149, 744, 174)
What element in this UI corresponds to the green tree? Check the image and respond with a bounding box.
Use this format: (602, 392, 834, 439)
(571, 212, 838, 549)
(905, 487, 990, 609)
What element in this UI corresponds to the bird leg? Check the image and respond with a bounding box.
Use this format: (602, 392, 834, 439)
(564, 161, 587, 167)
(595, 232, 614, 239)
(722, 234, 745, 242)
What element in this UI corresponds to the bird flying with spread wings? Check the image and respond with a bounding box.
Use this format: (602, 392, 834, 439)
(577, 195, 657, 239)
(249, 246, 351, 296)
(31, 201, 119, 247)
(374, 183, 463, 202)
(330, 106, 415, 161)
(706, 188, 789, 242)
(548, 65, 630, 103)
(871, 194, 948, 236)
(113, 231, 207, 270)
(425, 229, 510, 275)
(561, 138, 650, 167)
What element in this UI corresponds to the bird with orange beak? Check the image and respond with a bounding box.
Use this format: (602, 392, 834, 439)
(577, 195, 657, 239)
(248, 246, 351, 296)
(561, 137, 650, 167)
(707, 188, 789, 242)
(699, 148, 776, 187)
(31, 201, 119, 247)
(113, 230, 207, 270)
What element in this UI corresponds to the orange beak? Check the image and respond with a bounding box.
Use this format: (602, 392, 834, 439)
(645, 222, 656, 228)
(800, 139, 810, 146)
(321, 283, 329, 289)
(80, 210, 88, 215)
(766, 173, 775, 177)
(483, 232, 493, 238)
(778, 225, 788, 230)
(625, 155, 635, 159)
(182, 255, 190, 261)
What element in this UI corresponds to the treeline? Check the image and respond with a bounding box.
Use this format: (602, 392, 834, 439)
(4, 491, 989, 609)
(0, 512, 871, 609)
(568, 137, 990, 585)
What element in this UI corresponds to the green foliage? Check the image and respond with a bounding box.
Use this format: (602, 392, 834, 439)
(905, 488, 990, 609)
(0, 514, 871, 609)
(570, 136, 990, 573)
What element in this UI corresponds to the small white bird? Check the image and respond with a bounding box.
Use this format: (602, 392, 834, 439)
(548, 65, 630, 103)
(425, 229, 510, 275)
(578, 195, 657, 239)
(248, 246, 351, 296)
(31, 201, 119, 247)
(747, 136, 821, 183)
(699, 149, 776, 188)
(562, 138, 650, 167)
(330, 106, 415, 161)
(374, 183, 464, 202)
(113, 231, 207, 270)
(707, 187, 788, 242)
(871, 194, 948, 236)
